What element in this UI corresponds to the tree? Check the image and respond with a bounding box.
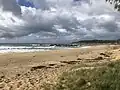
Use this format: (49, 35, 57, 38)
(106, 0, 120, 11)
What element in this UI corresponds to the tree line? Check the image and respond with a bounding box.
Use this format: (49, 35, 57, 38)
(106, 0, 120, 11)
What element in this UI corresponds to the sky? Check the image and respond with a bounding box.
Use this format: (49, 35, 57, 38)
(0, 0, 120, 43)
(16, 0, 35, 8)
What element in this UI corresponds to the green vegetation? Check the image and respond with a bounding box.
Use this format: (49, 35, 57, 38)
(72, 40, 120, 44)
(54, 61, 120, 90)
(106, 0, 120, 11)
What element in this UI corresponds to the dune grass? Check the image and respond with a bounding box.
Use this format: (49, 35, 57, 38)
(53, 61, 120, 90)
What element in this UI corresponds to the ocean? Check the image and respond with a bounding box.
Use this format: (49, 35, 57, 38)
(0, 43, 77, 53)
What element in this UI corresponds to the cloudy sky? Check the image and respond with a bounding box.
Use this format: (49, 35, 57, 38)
(0, 0, 120, 43)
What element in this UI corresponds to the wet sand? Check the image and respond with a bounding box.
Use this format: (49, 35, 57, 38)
(0, 45, 119, 90)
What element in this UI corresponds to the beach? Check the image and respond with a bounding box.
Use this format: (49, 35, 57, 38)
(0, 45, 119, 90)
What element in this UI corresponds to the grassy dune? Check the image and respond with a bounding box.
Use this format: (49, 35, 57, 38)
(53, 61, 120, 90)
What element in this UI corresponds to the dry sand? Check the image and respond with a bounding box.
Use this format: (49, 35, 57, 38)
(0, 45, 119, 90)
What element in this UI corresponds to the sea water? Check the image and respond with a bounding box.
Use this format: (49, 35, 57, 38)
(0, 43, 75, 53)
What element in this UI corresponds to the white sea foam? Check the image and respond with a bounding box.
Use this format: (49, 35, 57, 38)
(0, 49, 48, 53)
(0, 45, 56, 53)
(0, 46, 55, 49)
(80, 46, 91, 48)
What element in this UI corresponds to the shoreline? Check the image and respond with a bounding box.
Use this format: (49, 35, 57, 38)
(0, 44, 113, 54)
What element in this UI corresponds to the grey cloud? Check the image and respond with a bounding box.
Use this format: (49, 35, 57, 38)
(0, 0, 120, 43)
(0, 0, 21, 16)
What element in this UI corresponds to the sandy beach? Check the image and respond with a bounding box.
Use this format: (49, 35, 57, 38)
(0, 45, 119, 90)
